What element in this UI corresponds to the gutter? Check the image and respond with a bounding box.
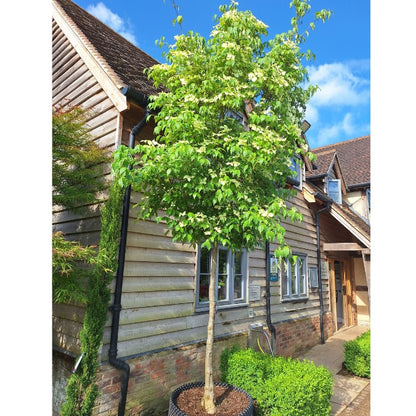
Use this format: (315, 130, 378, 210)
(120, 85, 149, 109)
(314, 192, 332, 344)
(109, 102, 150, 416)
(347, 181, 370, 191)
(265, 241, 277, 354)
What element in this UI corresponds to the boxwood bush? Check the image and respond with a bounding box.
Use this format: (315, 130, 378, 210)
(344, 330, 370, 378)
(220, 347, 333, 416)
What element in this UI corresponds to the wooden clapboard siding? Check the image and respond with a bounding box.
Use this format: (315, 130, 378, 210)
(99, 207, 198, 359)
(52, 302, 85, 356)
(101, 188, 329, 360)
(52, 18, 121, 355)
(52, 19, 119, 153)
(245, 191, 329, 327)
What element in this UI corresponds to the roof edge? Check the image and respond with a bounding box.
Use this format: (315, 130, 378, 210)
(53, 0, 128, 112)
(348, 182, 371, 190)
(330, 205, 370, 248)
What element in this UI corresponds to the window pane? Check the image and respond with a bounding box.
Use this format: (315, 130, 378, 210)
(218, 249, 228, 301)
(200, 247, 210, 274)
(234, 275, 242, 299)
(234, 251, 243, 300)
(328, 179, 341, 203)
(234, 251, 242, 275)
(290, 158, 301, 185)
(282, 261, 288, 296)
(199, 274, 209, 302)
(291, 263, 297, 295)
(218, 249, 228, 275)
(298, 257, 305, 295)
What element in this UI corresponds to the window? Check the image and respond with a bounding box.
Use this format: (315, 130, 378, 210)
(327, 179, 342, 203)
(281, 255, 307, 300)
(287, 157, 302, 189)
(197, 246, 247, 310)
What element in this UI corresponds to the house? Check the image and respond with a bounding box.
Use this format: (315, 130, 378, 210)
(307, 136, 371, 328)
(52, 1, 370, 415)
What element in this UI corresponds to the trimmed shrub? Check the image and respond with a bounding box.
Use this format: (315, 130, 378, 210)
(344, 330, 370, 378)
(221, 347, 333, 416)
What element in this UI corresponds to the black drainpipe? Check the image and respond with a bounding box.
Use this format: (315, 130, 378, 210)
(265, 241, 277, 354)
(109, 107, 150, 416)
(314, 193, 332, 344)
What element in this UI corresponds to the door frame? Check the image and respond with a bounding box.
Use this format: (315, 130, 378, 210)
(328, 258, 354, 332)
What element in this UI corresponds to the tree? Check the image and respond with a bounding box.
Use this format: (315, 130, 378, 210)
(113, 1, 330, 413)
(52, 105, 109, 304)
(52, 104, 109, 211)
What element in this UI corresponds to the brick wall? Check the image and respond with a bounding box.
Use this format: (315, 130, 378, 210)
(273, 313, 334, 358)
(53, 350, 75, 416)
(93, 334, 247, 416)
(53, 314, 335, 415)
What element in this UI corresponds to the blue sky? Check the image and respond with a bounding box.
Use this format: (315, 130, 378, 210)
(73, 0, 370, 149)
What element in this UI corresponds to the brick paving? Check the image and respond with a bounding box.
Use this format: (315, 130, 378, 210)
(339, 383, 370, 415)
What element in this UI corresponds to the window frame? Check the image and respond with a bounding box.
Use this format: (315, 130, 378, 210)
(287, 156, 303, 190)
(327, 178, 342, 203)
(281, 254, 308, 301)
(196, 245, 248, 311)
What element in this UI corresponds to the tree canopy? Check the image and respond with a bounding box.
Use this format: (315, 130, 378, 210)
(112, 1, 330, 412)
(52, 105, 109, 211)
(113, 0, 328, 258)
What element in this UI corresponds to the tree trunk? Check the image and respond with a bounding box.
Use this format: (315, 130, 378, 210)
(201, 244, 218, 414)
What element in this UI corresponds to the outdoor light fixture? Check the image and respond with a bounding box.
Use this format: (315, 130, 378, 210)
(301, 119, 311, 133)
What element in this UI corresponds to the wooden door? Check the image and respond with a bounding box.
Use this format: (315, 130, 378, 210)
(329, 259, 353, 332)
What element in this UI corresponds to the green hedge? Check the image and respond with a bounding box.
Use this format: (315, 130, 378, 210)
(221, 347, 333, 416)
(344, 330, 370, 378)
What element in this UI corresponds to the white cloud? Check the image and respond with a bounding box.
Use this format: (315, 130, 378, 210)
(304, 60, 370, 147)
(314, 113, 369, 147)
(305, 103, 319, 125)
(86, 2, 137, 45)
(307, 61, 369, 108)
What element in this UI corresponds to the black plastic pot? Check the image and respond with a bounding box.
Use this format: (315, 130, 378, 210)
(168, 381, 254, 416)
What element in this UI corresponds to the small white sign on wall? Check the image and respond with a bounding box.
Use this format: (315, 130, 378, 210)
(309, 267, 318, 288)
(249, 285, 261, 302)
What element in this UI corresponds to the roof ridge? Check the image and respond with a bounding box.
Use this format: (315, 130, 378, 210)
(312, 134, 370, 152)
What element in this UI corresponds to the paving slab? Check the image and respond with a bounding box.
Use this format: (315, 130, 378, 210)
(296, 326, 370, 416)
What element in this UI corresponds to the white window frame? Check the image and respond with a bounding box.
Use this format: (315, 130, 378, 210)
(281, 254, 308, 300)
(196, 245, 247, 311)
(288, 157, 303, 190)
(327, 178, 342, 203)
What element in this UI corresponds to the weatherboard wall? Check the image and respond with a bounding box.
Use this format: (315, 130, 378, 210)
(98, 188, 331, 361)
(52, 18, 121, 357)
(52, 16, 331, 362)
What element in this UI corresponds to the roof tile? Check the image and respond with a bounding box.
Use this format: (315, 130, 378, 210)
(54, 0, 160, 97)
(311, 135, 370, 188)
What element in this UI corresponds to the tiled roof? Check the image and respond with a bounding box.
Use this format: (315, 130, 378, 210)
(307, 148, 336, 178)
(54, 0, 160, 98)
(310, 135, 370, 188)
(334, 202, 370, 239)
(303, 182, 370, 244)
